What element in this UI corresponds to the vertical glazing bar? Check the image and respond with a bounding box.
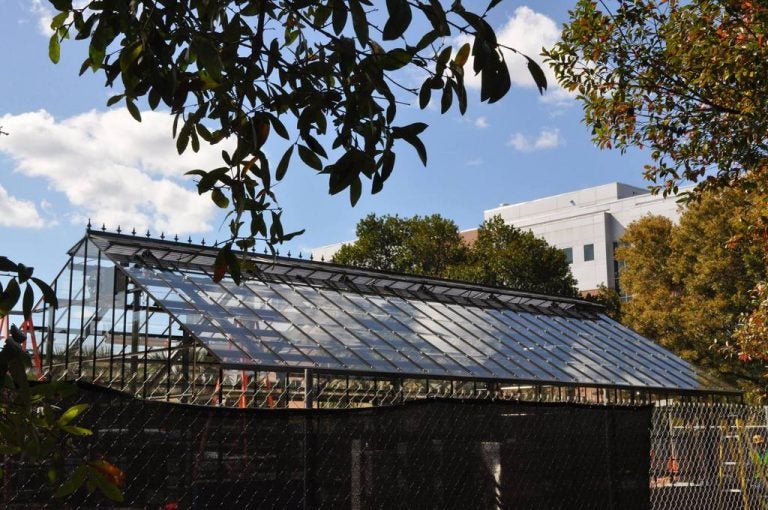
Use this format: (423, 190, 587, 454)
(166, 316, 172, 401)
(64, 257, 74, 377)
(109, 270, 117, 385)
(218, 368, 224, 406)
(46, 278, 56, 377)
(120, 274, 129, 390)
(91, 250, 101, 380)
(304, 369, 314, 409)
(40, 296, 47, 378)
(78, 239, 88, 378)
(130, 288, 140, 395)
(181, 330, 190, 403)
(143, 295, 149, 399)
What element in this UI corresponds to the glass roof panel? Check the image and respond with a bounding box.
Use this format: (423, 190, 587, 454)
(94, 232, 733, 393)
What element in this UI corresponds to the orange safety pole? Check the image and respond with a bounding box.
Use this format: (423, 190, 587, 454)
(238, 371, 249, 408)
(21, 318, 43, 381)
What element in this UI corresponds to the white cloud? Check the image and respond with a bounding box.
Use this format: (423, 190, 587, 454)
(459, 6, 575, 105)
(29, 0, 53, 36)
(474, 116, 489, 128)
(507, 128, 563, 152)
(465, 158, 484, 167)
(0, 109, 230, 234)
(0, 185, 45, 228)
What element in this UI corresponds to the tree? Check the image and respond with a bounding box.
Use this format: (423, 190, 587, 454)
(47, 0, 548, 274)
(333, 213, 467, 276)
(334, 214, 578, 297)
(447, 216, 578, 297)
(544, 0, 768, 198)
(615, 189, 768, 396)
(0, 257, 123, 501)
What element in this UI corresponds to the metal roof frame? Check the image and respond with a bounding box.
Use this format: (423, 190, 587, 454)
(74, 230, 737, 395)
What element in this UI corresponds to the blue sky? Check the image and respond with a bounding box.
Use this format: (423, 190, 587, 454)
(0, 0, 654, 282)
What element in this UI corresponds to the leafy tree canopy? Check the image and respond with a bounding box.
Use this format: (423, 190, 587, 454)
(47, 0, 548, 278)
(545, 0, 768, 198)
(334, 214, 578, 297)
(616, 188, 768, 397)
(333, 213, 467, 276)
(447, 216, 578, 297)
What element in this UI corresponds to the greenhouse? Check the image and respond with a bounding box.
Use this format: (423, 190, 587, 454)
(29, 229, 737, 408)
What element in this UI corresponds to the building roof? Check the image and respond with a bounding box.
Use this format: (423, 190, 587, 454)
(78, 231, 733, 394)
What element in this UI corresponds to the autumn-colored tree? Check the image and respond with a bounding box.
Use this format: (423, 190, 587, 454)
(448, 216, 578, 297)
(333, 214, 468, 276)
(335, 214, 578, 297)
(545, 0, 768, 198)
(616, 189, 768, 395)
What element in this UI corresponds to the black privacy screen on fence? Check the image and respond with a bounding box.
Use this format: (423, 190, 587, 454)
(6, 383, 652, 510)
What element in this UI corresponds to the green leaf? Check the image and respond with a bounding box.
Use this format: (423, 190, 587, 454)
(0, 257, 18, 272)
(50, 11, 69, 30)
(298, 144, 323, 171)
(332, 0, 348, 35)
(440, 83, 453, 113)
(31, 277, 58, 308)
(49, 0, 72, 10)
(349, 176, 362, 206)
(211, 188, 229, 208)
(89, 468, 124, 502)
(176, 122, 191, 154)
(118, 40, 143, 74)
(383, 0, 412, 41)
(526, 57, 547, 95)
(276, 146, 293, 181)
(106, 94, 124, 107)
(486, 0, 503, 12)
(391, 122, 428, 138)
(57, 403, 89, 427)
(48, 34, 61, 64)
(380, 49, 412, 71)
(0, 279, 21, 316)
(55, 465, 88, 498)
(60, 425, 93, 437)
(349, 0, 369, 46)
(125, 98, 142, 122)
(419, 80, 432, 109)
(402, 134, 427, 165)
(22, 284, 33, 321)
(454, 43, 471, 67)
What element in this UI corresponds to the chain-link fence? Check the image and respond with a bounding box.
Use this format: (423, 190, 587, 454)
(4, 382, 651, 509)
(650, 403, 768, 510)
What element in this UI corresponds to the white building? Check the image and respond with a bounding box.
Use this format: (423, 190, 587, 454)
(483, 182, 688, 294)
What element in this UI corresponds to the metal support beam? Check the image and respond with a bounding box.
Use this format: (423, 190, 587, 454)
(304, 368, 314, 409)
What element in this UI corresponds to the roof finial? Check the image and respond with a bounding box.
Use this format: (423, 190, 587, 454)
(101, 223, 106, 232)
(87, 218, 92, 229)
(321, 255, 325, 262)
(287, 250, 291, 257)
(145, 229, 151, 238)
(187, 236, 192, 244)
(174, 234, 179, 242)
(131, 228, 136, 236)
(160, 232, 165, 240)
(201, 238, 206, 246)
(310, 253, 314, 261)
(116, 225, 122, 234)
(298, 251, 303, 259)
(263, 247, 268, 254)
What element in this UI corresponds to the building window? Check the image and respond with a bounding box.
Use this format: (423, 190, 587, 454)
(583, 243, 594, 262)
(562, 247, 573, 264)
